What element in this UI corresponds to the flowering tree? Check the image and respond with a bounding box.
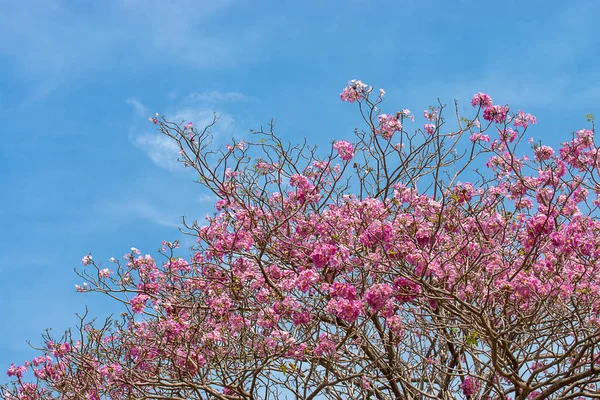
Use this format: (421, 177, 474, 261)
(4, 80, 600, 400)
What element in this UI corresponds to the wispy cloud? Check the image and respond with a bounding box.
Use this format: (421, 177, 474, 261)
(170, 107, 236, 135)
(123, 198, 184, 229)
(126, 98, 149, 117)
(134, 133, 182, 172)
(95, 197, 183, 229)
(128, 95, 241, 171)
(186, 90, 255, 104)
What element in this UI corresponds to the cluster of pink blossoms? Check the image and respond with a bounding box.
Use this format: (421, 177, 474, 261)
(483, 104, 509, 123)
(364, 283, 393, 311)
(333, 140, 355, 161)
(514, 110, 537, 128)
(534, 145, 555, 161)
(378, 114, 403, 139)
(470, 92, 520, 126)
(423, 123, 436, 135)
(470, 92, 493, 108)
(6, 364, 26, 379)
(461, 376, 479, 396)
(423, 108, 438, 121)
(339, 79, 370, 102)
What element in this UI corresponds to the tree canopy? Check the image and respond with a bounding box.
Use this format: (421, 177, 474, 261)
(4, 81, 600, 400)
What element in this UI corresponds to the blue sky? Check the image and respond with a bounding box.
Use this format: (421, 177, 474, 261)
(1, 0, 600, 379)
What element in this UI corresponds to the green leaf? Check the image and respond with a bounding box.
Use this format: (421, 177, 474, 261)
(466, 331, 481, 347)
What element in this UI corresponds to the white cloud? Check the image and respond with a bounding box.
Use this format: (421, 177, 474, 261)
(126, 98, 149, 117)
(170, 107, 236, 135)
(96, 197, 183, 229)
(129, 95, 241, 171)
(134, 133, 181, 171)
(126, 199, 183, 229)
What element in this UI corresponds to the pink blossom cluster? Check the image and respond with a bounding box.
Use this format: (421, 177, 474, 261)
(400, 109, 414, 121)
(461, 376, 479, 396)
(423, 123, 435, 135)
(514, 110, 537, 128)
(378, 114, 402, 139)
(333, 140, 355, 161)
(364, 283, 393, 311)
(483, 104, 509, 123)
(470, 92, 493, 108)
(534, 145, 554, 161)
(423, 109, 437, 121)
(339, 79, 370, 102)
(470, 92, 523, 126)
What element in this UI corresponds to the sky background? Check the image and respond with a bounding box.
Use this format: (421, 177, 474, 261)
(1, 0, 600, 379)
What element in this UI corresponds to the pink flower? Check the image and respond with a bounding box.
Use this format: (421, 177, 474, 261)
(361, 375, 371, 389)
(386, 315, 404, 336)
(98, 268, 112, 279)
(340, 79, 370, 103)
(314, 333, 337, 358)
(400, 109, 415, 122)
(326, 298, 362, 322)
(514, 110, 537, 128)
(461, 376, 479, 396)
(130, 294, 149, 314)
(499, 128, 518, 143)
(311, 244, 336, 268)
(50, 342, 71, 358)
(393, 278, 420, 303)
(296, 269, 320, 292)
(423, 109, 438, 121)
(364, 284, 393, 312)
(98, 363, 123, 383)
(256, 161, 277, 173)
(453, 182, 476, 203)
(333, 140, 355, 161)
(424, 124, 436, 135)
(329, 282, 357, 300)
(235, 140, 247, 150)
(286, 343, 307, 360)
(81, 254, 93, 266)
(6, 363, 27, 378)
(378, 114, 402, 139)
(31, 356, 49, 367)
(469, 133, 490, 142)
(534, 145, 554, 162)
(470, 92, 493, 108)
(483, 105, 509, 124)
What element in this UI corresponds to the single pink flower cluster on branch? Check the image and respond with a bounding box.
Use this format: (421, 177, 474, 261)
(333, 140, 355, 161)
(339, 79, 371, 103)
(4, 81, 600, 400)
